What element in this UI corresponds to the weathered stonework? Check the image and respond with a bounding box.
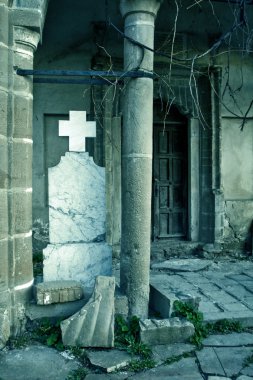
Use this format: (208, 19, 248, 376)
(35, 281, 83, 305)
(139, 318, 195, 345)
(61, 276, 115, 347)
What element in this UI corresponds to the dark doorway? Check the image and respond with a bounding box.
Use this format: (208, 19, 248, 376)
(153, 106, 188, 239)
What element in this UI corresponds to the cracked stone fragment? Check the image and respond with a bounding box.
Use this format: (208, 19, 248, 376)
(61, 276, 115, 347)
(86, 349, 133, 372)
(35, 280, 83, 305)
(139, 317, 194, 345)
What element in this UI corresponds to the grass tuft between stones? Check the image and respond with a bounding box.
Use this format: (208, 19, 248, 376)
(173, 300, 243, 348)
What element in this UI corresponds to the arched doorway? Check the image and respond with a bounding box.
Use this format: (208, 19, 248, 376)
(153, 104, 188, 240)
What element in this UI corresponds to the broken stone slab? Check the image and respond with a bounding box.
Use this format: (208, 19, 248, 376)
(35, 280, 83, 305)
(150, 274, 200, 318)
(237, 376, 253, 380)
(61, 276, 115, 347)
(130, 357, 203, 379)
(86, 349, 134, 373)
(85, 374, 129, 380)
(152, 343, 195, 364)
(0, 309, 10, 349)
(207, 377, 232, 380)
(203, 333, 253, 347)
(139, 317, 195, 345)
(151, 259, 211, 272)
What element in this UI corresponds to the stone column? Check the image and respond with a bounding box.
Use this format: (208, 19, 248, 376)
(9, 26, 39, 336)
(120, 0, 162, 318)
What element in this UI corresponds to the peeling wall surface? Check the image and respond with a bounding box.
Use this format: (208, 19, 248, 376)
(220, 58, 253, 251)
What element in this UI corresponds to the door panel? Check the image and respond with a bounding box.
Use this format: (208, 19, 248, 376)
(153, 123, 187, 239)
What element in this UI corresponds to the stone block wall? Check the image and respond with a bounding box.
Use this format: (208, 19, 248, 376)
(0, 0, 45, 342)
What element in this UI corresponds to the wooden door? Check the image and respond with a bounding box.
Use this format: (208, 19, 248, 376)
(153, 123, 188, 239)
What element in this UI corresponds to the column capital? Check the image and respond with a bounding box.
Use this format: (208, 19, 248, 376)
(120, 0, 163, 19)
(13, 26, 40, 52)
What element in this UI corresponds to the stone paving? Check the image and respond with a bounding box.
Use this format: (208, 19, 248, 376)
(150, 259, 253, 327)
(2, 258, 253, 379)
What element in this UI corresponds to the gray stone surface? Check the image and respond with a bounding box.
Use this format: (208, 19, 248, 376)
(85, 374, 128, 380)
(0, 309, 10, 349)
(152, 259, 212, 272)
(237, 376, 253, 379)
(139, 318, 194, 345)
(152, 343, 195, 364)
(241, 365, 253, 377)
(150, 273, 200, 318)
(215, 347, 252, 377)
(61, 276, 115, 347)
(197, 346, 252, 377)
(115, 288, 128, 318)
(196, 347, 226, 376)
(208, 377, 231, 380)
(86, 349, 133, 372)
(130, 357, 203, 379)
(203, 333, 253, 347)
(35, 280, 83, 305)
(0, 344, 80, 380)
(26, 298, 89, 321)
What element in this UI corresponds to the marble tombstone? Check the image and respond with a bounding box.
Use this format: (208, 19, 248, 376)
(43, 111, 112, 289)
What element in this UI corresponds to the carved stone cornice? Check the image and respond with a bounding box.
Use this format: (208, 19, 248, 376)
(13, 25, 40, 51)
(120, 0, 163, 18)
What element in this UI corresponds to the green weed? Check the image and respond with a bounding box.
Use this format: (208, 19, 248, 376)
(32, 318, 64, 351)
(115, 315, 152, 359)
(127, 358, 156, 372)
(66, 367, 88, 380)
(173, 301, 208, 347)
(206, 319, 243, 334)
(173, 301, 244, 348)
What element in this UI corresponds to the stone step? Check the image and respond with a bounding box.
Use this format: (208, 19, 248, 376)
(149, 274, 200, 318)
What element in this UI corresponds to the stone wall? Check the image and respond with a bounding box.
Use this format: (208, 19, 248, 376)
(0, 0, 47, 341)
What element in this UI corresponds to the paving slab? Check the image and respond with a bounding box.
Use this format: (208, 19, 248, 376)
(152, 343, 195, 364)
(86, 349, 134, 373)
(129, 357, 203, 379)
(152, 259, 211, 272)
(203, 333, 253, 347)
(85, 373, 129, 379)
(214, 347, 252, 377)
(0, 344, 80, 380)
(196, 347, 226, 376)
(203, 311, 253, 327)
(237, 376, 253, 379)
(241, 364, 253, 377)
(208, 377, 231, 380)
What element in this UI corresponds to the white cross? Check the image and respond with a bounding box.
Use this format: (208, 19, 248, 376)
(59, 111, 96, 152)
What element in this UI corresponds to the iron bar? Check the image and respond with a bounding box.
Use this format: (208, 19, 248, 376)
(16, 68, 155, 79)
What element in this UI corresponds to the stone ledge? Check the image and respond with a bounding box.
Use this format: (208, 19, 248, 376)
(35, 280, 83, 305)
(139, 317, 195, 345)
(150, 275, 200, 318)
